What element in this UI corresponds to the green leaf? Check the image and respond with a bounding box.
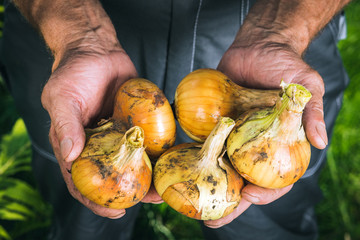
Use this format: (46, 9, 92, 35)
(0, 178, 49, 216)
(0, 200, 35, 219)
(0, 119, 31, 177)
(0, 225, 12, 240)
(0, 207, 27, 221)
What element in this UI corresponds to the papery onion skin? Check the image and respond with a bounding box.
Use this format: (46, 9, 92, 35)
(174, 68, 280, 142)
(226, 82, 312, 189)
(113, 78, 176, 159)
(71, 122, 152, 209)
(154, 118, 244, 220)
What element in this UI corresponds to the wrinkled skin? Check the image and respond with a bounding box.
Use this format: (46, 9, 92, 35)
(42, 48, 163, 219)
(218, 43, 326, 149)
(204, 40, 326, 228)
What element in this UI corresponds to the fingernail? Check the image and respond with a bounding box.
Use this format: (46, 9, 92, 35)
(316, 123, 328, 147)
(243, 193, 259, 204)
(60, 138, 73, 161)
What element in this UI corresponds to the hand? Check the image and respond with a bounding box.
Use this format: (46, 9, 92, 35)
(42, 47, 138, 218)
(217, 42, 327, 150)
(204, 184, 293, 228)
(210, 35, 327, 226)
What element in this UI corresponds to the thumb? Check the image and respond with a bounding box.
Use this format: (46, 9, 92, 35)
(303, 95, 328, 150)
(293, 69, 327, 150)
(45, 98, 86, 162)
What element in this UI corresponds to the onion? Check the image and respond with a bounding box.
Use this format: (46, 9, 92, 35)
(226, 81, 312, 189)
(71, 120, 152, 209)
(174, 68, 280, 142)
(154, 117, 244, 220)
(113, 78, 176, 159)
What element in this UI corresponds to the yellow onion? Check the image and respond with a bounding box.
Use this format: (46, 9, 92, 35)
(113, 78, 176, 159)
(154, 117, 244, 220)
(174, 68, 280, 142)
(226, 81, 312, 189)
(71, 120, 152, 209)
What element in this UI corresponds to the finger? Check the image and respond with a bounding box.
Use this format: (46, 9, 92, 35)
(291, 69, 327, 150)
(76, 190, 126, 219)
(203, 199, 252, 228)
(107, 211, 126, 219)
(44, 98, 86, 162)
(141, 184, 163, 204)
(74, 188, 126, 219)
(88, 200, 126, 219)
(303, 97, 327, 149)
(241, 184, 293, 205)
(49, 125, 61, 161)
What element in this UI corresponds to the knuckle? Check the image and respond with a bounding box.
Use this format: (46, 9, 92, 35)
(53, 118, 73, 137)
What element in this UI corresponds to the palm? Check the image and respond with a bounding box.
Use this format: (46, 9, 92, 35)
(45, 51, 137, 126)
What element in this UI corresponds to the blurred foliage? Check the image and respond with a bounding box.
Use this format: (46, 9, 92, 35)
(0, 119, 52, 240)
(132, 203, 203, 240)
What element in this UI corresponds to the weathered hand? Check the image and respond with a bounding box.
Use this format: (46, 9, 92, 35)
(207, 37, 326, 227)
(42, 48, 138, 218)
(218, 43, 327, 149)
